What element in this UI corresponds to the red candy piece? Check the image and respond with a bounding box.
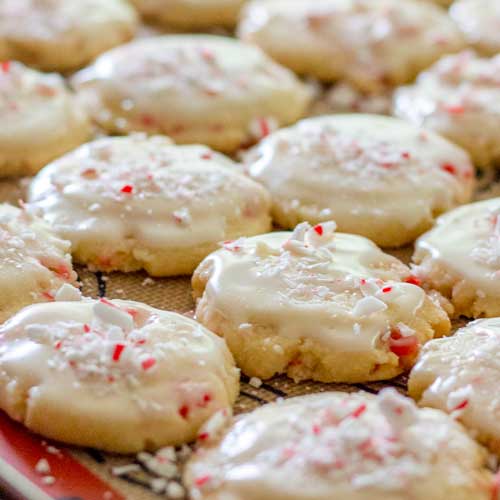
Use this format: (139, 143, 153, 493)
(441, 163, 457, 175)
(404, 275, 421, 286)
(389, 329, 418, 357)
(178, 405, 189, 419)
(112, 343, 126, 362)
(314, 224, 323, 236)
(141, 357, 156, 371)
(120, 184, 133, 194)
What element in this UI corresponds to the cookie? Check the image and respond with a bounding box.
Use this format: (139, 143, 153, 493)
(238, 0, 464, 92)
(71, 35, 311, 153)
(0, 203, 77, 324)
(130, 0, 246, 29)
(28, 135, 272, 276)
(0, 294, 239, 453)
(393, 51, 500, 169)
(451, 0, 500, 56)
(0, 0, 138, 72)
(192, 221, 451, 383)
(185, 389, 494, 500)
(413, 198, 500, 318)
(245, 114, 474, 248)
(0, 62, 91, 178)
(409, 318, 500, 454)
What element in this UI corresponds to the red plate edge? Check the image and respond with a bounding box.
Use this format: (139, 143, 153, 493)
(0, 411, 124, 500)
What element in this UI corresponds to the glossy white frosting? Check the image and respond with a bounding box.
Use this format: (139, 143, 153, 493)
(197, 222, 434, 355)
(451, 0, 500, 56)
(0, 203, 77, 322)
(28, 135, 271, 257)
(414, 198, 500, 302)
(245, 114, 474, 239)
(238, 0, 464, 90)
(0, 295, 239, 451)
(410, 318, 500, 453)
(393, 51, 500, 167)
(71, 35, 310, 150)
(0, 61, 90, 175)
(0, 0, 137, 70)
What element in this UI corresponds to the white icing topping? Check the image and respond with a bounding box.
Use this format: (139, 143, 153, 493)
(186, 391, 490, 499)
(28, 135, 271, 258)
(54, 284, 81, 302)
(0, 298, 239, 413)
(393, 51, 500, 167)
(245, 115, 474, 238)
(0, 0, 137, 70)
(238, 0, 464, 90)
(410, 318, 500, 450)
(71, 35, 310, 145)
(0, 62, 90, 165)
(0, 203, 77, 316)
(414, 198, 500, 298)
(451, 0, 500, 56)
(197, 222, 428, 354)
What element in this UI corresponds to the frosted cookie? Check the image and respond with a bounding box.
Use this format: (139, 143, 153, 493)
(0, 0, 137, 72)
(451, 0, 500, 56)
(245, 115, 474, 248)
(409, 318, 500, 454)
(393, 51, 500, 169)
(192, 222, 451, 383)
(130, 0, 246, 29)
(413, 198, 500, 318)
(237, 0, 464, 92)
(185, 389, 494, 500)
(71, 35, 311, 153)
(0, 62, 91, 178)
(28, 135, 272, 276)
(0, 295, 239, 453)
(0, 204, 77, 324)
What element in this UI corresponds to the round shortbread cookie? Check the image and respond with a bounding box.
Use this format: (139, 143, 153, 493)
(130, 0, 246, 29)
(0, 0, 138, 72)
(27, 135, 272, 276)
(237, 0, 464, 92)
(393, 51, 500, 169)
(412, 198, 500, 318)
(0, 62, 91, 178)
(0, 294, 239, 453)
(192, 221, 451, 383)
(71, 35, 311, 153)
(245, 114, 474, 248)
(451, 0, 500, 56)
(409, 318, 500, 454)
(185, 389, 494, 500)
(0, 204, 77, 324)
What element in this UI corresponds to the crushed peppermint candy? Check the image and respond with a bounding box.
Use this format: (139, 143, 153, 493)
(249, 377, 263, 388)
(352, 295, 387, 317)
(54, 283, 82, 302)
